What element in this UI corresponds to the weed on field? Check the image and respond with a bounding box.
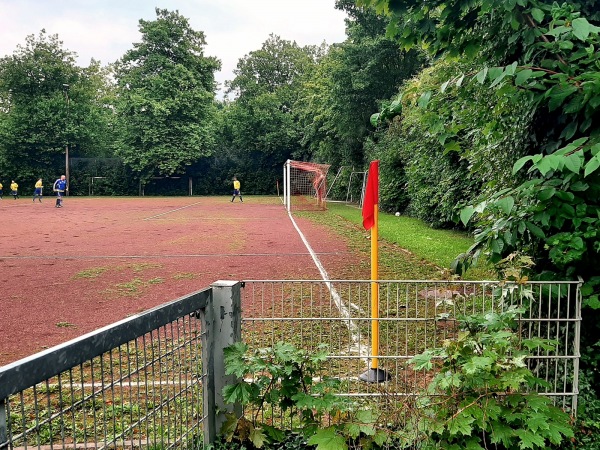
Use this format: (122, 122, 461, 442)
(73, 267, 110, 279)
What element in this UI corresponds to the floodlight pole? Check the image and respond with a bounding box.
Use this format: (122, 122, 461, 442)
(63, 84, 70, 196)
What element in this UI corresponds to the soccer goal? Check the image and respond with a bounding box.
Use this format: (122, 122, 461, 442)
(283, 160, 331, 212)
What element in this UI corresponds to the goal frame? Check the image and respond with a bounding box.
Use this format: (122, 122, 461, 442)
(283, 160, 331, 212)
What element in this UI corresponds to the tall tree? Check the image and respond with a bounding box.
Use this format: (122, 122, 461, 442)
(114, 8, 220, 179)
(297, 0, 423, 169)
(0, 31, 116, 191)
(220, 35, 319, 193)
(0, 31, 79, 180)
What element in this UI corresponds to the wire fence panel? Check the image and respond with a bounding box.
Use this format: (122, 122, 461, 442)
(0, 289, 210, 450)
(241, 280, 581, 421)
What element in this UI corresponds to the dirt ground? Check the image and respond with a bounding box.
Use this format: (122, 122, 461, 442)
(0, 196, 364, 365)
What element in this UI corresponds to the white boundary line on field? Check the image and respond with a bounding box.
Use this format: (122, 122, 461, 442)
(287, 211, 368, 363)
(143, 201, 205, 220)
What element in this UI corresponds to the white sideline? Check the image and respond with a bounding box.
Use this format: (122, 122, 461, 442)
(287, 211, 368, 363)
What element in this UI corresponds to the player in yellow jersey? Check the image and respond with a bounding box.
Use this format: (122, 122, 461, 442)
(231, 177, 243, 202)
(10, 180, 18, 199)
(33, 178, 43, 202)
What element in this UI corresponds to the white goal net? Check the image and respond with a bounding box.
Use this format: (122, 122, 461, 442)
(283, 160, 331, 212)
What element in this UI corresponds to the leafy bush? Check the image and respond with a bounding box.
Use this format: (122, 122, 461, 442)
(220, 342, 390, 450)
(408, 307, 574, 449)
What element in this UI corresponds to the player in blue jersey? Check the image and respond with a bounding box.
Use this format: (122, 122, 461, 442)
(53, 175, 68, 208)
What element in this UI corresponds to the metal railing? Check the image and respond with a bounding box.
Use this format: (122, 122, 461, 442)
(1, 279, 581, 449)
(0, 281, 241, 450)
(241, 279, 581, 414)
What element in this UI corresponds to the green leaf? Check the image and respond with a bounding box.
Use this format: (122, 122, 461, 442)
(343, 423, 361, 439)
(525, 222, 545, 239)
(490, 422, 515, 447)
(460, 206, 475, 226)
(538, 187, 556, 201)
(440, 80, 450, 93)
(505, 61, 518, 76)
(560, 121, 577, 140)
(564, 153, 582, 174)
(418, 91, 432, 108)
(515, 69, 533, 86)
(476, 67, 488, 84)
(444, 141, 461, 152)
(572, 17, 592, 41)
(373, 430, 388, 446)
(496, 196, 515, 215)
(584, 155, 600, 177)
(514, 429, 546, 449)
(250, 427, 267, 448)
(308, 427, 348, 450)
(219, 413, 239, 437)
(355, 409, 376, 424)
(370, 113, 380, 127)
(547, 85, 578, 112)
(535, 157, 554, 176)
(448, 415, 474, 436)
(530, 8, 544, 23)
(222, 383, 258, 405)
(583, 295, 600, 309)
(410, 351, 435, 370)
(513, 155, 533, 174)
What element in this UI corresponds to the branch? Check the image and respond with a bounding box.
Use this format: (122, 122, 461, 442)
(524, 14, 568, 67)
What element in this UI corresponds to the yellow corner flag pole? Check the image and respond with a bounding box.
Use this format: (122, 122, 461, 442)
(371, 202, 379, 370)
(359, 160, 389, 383)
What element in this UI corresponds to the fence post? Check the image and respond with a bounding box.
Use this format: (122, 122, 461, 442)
(203, 280, 242, 446)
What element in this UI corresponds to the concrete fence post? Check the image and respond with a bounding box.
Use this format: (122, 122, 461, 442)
(202, 280, 242, 446)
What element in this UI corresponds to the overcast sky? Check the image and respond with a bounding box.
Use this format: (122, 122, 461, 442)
(0, 0, 348, 94)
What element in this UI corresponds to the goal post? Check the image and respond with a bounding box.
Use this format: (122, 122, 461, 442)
(283, 160, 331, 212)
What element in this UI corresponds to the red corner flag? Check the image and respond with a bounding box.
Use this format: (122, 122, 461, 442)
(362, 160, 379, 230)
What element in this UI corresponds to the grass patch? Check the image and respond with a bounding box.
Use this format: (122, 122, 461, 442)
(55, 322, 76, 328)
(147, 277, 164, 285)
(300, 203, 494, 280)
(126, 262, 163, 272)
(73, 267, 109, 279)
(172, 272, 196, 280)
(114, 278, 145, 294)
(107, 277, 165, 297)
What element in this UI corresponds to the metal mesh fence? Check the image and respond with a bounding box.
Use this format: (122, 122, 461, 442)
(241, 280, 581, 424)
(0, 290, 210, 450)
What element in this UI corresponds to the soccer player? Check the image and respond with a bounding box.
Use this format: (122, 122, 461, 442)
(231, 177, 243, 202)
(0, 181, 3, 199)
(53, 175, 68, 208)
(33, 178, 43, 202)
(10, 180, 18, 199)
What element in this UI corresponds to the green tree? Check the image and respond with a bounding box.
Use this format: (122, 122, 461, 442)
(114, 8, 220, 180)
(219, 35, 319, 193)
(0, 32, 77, 181)
(297, 0, 423, 172)
(0, 31, 117, 193)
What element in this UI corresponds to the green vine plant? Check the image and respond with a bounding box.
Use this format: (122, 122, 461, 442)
(408, 307, 574, 449)
(219, 341, 390, 450)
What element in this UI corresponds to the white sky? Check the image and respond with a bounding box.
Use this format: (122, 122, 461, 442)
(0, 0, 348, 94)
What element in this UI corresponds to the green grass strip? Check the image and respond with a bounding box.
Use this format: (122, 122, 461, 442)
(326, 203, 493, 279)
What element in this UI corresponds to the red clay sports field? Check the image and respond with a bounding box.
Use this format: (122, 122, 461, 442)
(0, 196, 365, 365)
